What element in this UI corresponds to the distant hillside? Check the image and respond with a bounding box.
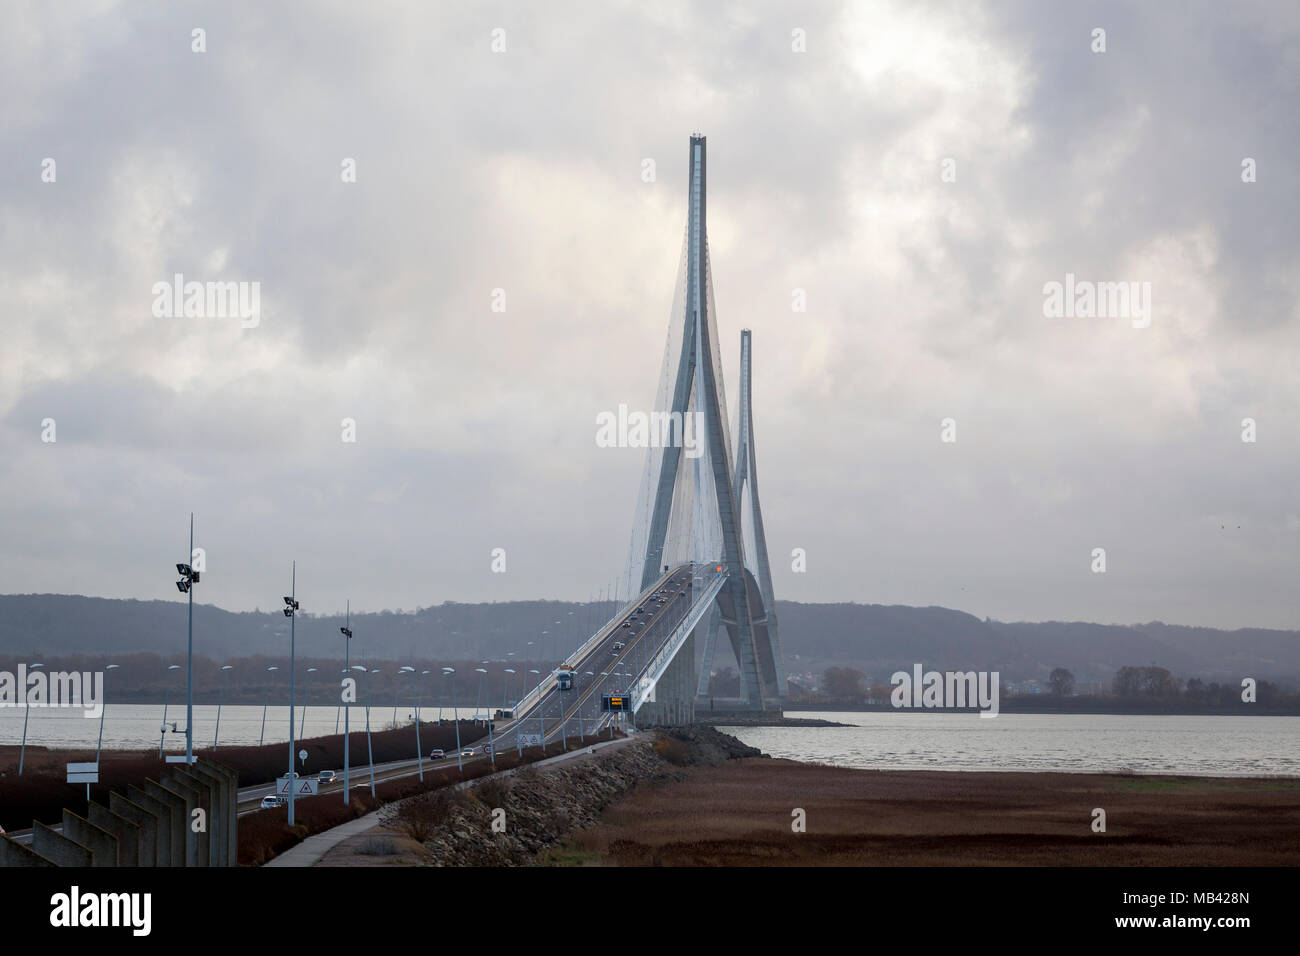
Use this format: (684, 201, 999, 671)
(0, 593, 1296, 687)
(775, 602, 1300, 686)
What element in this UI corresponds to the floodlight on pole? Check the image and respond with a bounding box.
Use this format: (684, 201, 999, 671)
(280, 563, 301, 826)
(174, 514, 199, 767)
(341, 601, 353, 803)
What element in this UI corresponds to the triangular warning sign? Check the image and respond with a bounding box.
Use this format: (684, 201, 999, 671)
(299, 781, 314, 794)
(279, 779, 291, 794)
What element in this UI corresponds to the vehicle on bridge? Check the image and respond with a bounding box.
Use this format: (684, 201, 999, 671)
(493, 707, 514, 719)
(318, 770, 336, 784)
(612, 641, 625, 650)
(260, 795, 285, 809)
(556, 664, 575, 690)
(430, 748, 445, 759)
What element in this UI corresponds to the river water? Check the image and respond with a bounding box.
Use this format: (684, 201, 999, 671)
(720, 711, 1300, 777)
(0, 703, 483, 754)
(5, 706, 1297, 777)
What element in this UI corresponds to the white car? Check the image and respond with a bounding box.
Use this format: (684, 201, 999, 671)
(260, 795, 285, 809)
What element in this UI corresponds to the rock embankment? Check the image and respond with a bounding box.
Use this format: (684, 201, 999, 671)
(386, 727, 759, 865)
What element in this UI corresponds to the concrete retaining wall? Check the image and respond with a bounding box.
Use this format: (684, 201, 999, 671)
(1, 758, 239, 867)
(110, 792, 162, 867)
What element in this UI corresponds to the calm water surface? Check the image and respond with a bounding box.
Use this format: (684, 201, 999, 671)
(720, 711, 1300, 777)
(0, 703, 479, 753)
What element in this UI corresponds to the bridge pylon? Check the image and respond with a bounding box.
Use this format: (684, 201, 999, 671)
(698, 329, 785, 701)
(635, 136, 784, 710)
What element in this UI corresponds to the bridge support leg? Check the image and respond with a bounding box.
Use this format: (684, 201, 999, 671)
(637, 632, 696, 727)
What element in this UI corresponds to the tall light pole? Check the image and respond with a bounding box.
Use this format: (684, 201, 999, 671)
(365, 667, 378, 797)
(282, 565, 301, 826)
(300, 667, 318, 738)
(260, 665, 278, 746)
(340, 604, 353, 804)
(174, 513, 200, 766)
(96, 663, 119, 765)
(443, 667, 461, 772)
(213, 663, 233, 751)
(416, 669, 430, 781)
(504, 667, 519, 755)
(395, 666, 414, 730)
(475, 667, 495, 769)
(474, 662, 485, 724)
(18, 662, 44, 775)
(159, 663, 181, 758)
(528, 668, 541, 752)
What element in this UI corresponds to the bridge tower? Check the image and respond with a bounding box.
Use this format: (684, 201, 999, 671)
(698, 328, 786, 701)
(638, 136, 784, 709)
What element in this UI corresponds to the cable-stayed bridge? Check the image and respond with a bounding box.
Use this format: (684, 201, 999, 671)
(493, 135, 784, 745)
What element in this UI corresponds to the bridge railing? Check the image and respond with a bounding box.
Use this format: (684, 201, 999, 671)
(512, 566, 685, 718)
(630, 568, 728, 712)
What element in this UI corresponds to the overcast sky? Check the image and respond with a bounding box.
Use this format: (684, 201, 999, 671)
(1, 1, 1296, 631)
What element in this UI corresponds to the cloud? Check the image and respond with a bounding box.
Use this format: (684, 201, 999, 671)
(0, 1, 1295, 631)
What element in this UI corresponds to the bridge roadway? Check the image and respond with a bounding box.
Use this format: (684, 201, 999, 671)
(490, 562, 698, 748)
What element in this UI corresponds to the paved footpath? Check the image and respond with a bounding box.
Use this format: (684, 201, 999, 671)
(266, 733, 640, 866)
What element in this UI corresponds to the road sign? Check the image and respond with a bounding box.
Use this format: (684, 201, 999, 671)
(602, 695, 631, 712)
(518, 733, 542, 747)
(278, 776, 319, 796)
(298, 749, 308, 764)
(66, 762, 98, 784)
